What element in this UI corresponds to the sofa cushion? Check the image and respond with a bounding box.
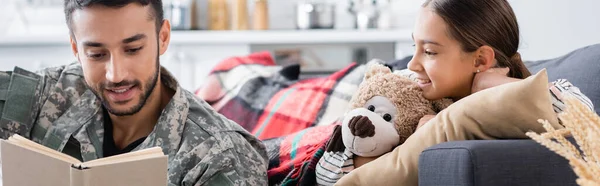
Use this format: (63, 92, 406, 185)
(526, 44, 600, 115)
(419, 140, 577, 186)
(386, 55, 412, 71)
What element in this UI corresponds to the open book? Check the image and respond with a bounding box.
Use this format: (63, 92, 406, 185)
(1, 134, 167, 186)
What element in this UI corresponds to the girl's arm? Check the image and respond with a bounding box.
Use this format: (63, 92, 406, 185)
(473, 69, 595, 113)
(549, 79, 595, 113)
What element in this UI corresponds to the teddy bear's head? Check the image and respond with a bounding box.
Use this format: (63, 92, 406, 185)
(340, 62, 451, 157)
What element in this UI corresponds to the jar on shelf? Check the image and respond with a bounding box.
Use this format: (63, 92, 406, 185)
(208, 0, 230, 30)
(252, 0, 269, 30)
(165, 0, 195, 30)
(231, 0, 249, 30)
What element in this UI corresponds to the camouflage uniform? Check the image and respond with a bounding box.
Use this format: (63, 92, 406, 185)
(0, 62, 268, 186)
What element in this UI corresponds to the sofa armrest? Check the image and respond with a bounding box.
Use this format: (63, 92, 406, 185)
(418, 140, 577, 186)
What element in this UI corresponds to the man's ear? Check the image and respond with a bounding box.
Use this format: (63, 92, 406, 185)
(158, 19, 171, 55)
(473, 45, 496, 73)
(70, 36, 79, 60)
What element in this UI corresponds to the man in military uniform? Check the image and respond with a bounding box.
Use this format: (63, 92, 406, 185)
(0, 0, 268, 185)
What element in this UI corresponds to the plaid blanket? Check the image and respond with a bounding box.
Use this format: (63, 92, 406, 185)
(195, 51, 369, 185)
(196, 51, 367, 140)
(264, 122, 340, 185)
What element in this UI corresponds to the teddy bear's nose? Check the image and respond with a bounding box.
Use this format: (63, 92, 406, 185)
(348, 115, 376, 138)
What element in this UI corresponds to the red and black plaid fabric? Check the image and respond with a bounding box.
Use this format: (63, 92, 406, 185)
(263, 122, 340, 186)
(196, 51, 366, 140)
(195, 51, 369, 185)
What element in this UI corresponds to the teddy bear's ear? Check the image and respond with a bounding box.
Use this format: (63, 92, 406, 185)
(364, 60, 392, 80)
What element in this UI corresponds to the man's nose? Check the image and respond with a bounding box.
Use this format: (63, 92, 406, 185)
(105, 54, 128, 83)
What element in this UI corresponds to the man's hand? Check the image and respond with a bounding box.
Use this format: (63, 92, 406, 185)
(417, 115, 436, 129)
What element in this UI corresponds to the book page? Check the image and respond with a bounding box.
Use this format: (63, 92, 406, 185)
(0, 141, 3, 186)
(7, 135, 81, 164)
(80, 155, 168, 186)
(1, 139, 74, 186)
(80, 147, 164, 167)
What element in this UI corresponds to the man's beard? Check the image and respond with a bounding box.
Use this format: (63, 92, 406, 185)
(88, 56, 160, 116)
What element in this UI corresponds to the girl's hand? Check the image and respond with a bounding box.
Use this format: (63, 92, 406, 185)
(417, 115, 436, 129)
(471, 67, 519, 93)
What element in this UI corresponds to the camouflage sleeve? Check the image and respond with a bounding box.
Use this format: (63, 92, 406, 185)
(0, 71, 10, 115)
(180, 131, 268, 186)
(0, 67, 47, 139)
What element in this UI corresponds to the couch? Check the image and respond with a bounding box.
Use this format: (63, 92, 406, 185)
(198, 44, 599, 185)
(415, 44, 600, 186)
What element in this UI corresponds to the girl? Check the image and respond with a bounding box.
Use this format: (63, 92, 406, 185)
(322, 0, 594, 185)
(405, 0, 594, 128)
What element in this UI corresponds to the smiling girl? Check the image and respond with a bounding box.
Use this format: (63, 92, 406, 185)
(333, 0, 594, 185)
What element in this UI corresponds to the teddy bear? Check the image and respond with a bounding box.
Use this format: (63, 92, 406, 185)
(315, 61, 452, 185)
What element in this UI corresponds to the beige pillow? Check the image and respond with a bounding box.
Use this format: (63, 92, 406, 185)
(335, 69, 560, 186)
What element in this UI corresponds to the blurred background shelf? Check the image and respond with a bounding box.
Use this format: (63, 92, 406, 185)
(0, 0, 418, 91)
(3, 0, 598, 92)
(0, 29, 412, 46)
(0, 29, 414, 91)
(172, 29, 412, 44)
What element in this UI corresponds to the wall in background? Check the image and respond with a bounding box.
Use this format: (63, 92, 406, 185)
(247, 0, 600, 61)
(508, 0, 600, 61)
(383, 0, 600, 61)
(1, 0, 600, 90)
(3, 0, 598, 61)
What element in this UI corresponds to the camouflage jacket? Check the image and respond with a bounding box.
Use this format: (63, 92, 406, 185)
(0, 63, 268, 186)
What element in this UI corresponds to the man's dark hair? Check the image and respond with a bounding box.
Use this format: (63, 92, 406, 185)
(64, 0, 164, 39)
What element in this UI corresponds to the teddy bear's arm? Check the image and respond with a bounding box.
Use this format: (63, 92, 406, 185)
(324, 125, 346, 153)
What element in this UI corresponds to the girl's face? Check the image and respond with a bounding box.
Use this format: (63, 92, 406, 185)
(407, 6, 479, 101)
